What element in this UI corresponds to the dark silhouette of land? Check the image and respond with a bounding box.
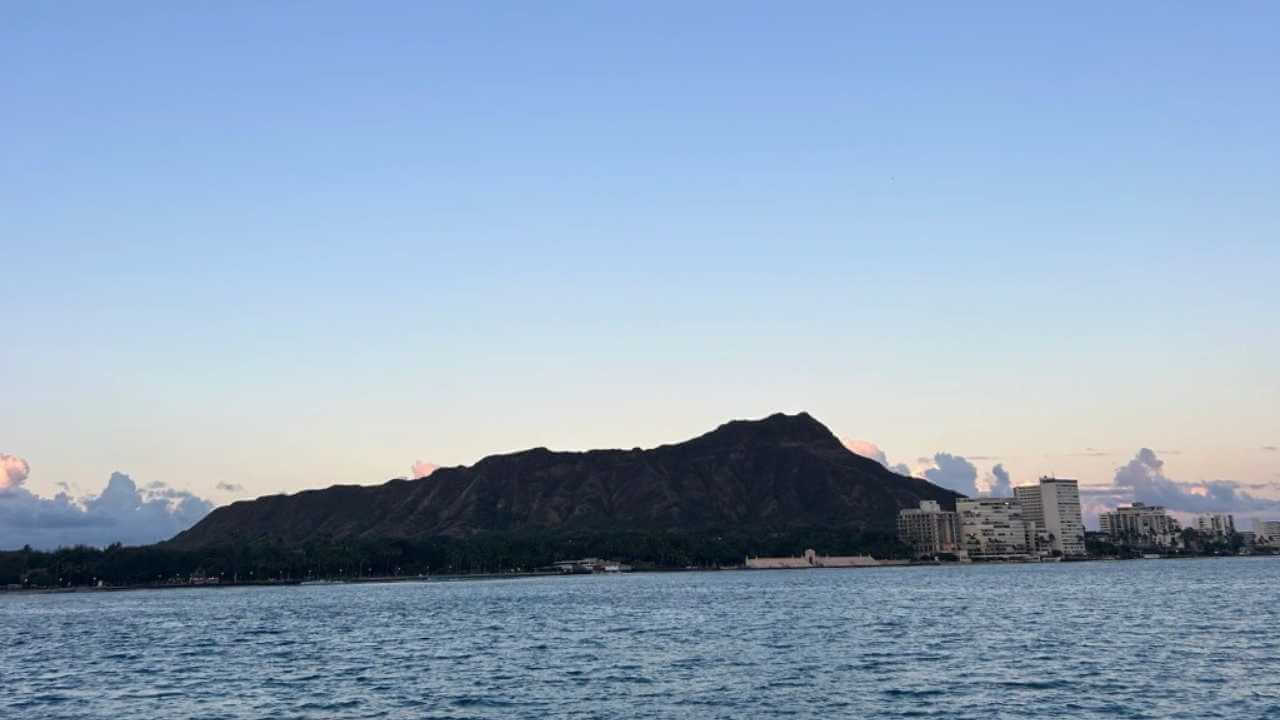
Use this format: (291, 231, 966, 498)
(3, 412, 963, 587)
(169, 412, 960, 548)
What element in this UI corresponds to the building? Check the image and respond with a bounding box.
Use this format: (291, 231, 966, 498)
(957, 498, 1031, 560)
(1252, 519, 1280, 542)
(744, 548, 881, 569)
(1014, 477, 1086, 557)
(897, 500, 964, 558)
(1098, 503, 1180, 546)
(1196, 513, 1236, 537)
(549, 558, 632, 573)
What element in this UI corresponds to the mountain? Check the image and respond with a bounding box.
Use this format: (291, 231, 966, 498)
(167, 412, 962, 549)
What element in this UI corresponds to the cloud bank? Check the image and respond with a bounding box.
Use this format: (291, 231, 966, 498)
(924, 453, 980, 496)
(844, 442, 1011, 496)
(0, 456, 215, 550)
(1082, 448, 1280, 516)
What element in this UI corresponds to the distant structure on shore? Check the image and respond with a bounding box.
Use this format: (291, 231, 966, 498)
(744, 548, 884, 569)
(1094, 508, 1280, 554)
(1254, 519, 1280, 543)
(1197, 513, 1236, 538)
(1099, 503, 1180, 546)
(548, 558, 631, 574)
(910, 477, 1087, 561)
(956, 498, 1034, 560)
(1014, 477, 1085, 556)
(897, 501, 965, 559)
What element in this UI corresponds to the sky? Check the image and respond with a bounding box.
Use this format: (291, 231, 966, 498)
(2, 3, 1277, 547)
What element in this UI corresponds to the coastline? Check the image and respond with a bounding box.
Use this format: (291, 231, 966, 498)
(6, 553, 1277, 596)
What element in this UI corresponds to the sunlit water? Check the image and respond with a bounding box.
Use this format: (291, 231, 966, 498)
(3, 557, 1278, 719)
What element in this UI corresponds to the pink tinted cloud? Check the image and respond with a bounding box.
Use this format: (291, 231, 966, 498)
(411, 461, 440, 478)
(1, 454, 30, 490)
(842, 439, 887, 466)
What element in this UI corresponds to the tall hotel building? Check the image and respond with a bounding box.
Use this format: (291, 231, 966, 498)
(897, 501, 963, 557)
(1013, 477, 1085, 557)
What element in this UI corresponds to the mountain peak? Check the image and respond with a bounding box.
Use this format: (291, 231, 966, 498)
(695, 411, 842, 448)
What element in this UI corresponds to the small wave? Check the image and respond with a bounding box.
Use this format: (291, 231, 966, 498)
(998, 679, 1069, 690)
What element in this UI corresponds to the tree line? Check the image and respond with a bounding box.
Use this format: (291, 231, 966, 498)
(0, 526, 910, 588)
(1084, 528, 1253, 558)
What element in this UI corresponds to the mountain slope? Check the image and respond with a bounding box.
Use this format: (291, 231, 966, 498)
(167, 412, 962, 549)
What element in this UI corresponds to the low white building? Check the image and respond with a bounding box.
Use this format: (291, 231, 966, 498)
(550, 558, 632, 573)
(744, 548, 881, 569)
(1099, 503, 1181, 547)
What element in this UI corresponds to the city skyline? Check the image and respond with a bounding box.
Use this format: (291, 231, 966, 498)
(2, 412, 1276, 549)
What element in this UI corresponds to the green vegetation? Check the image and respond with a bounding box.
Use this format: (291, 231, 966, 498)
(1084, 529, 1253, 558)
(0, 527, 910, 588)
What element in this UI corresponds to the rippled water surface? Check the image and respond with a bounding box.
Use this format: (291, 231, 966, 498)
(3, 558, 1279, 718)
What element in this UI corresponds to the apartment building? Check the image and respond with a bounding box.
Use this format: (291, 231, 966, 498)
(1099, 503, 1180, 546)
(1251, 519, 1280, 542)
(956, 498, 1031, 560)
(897, 500, 963, 558)
(1196, 513, 1236, 537)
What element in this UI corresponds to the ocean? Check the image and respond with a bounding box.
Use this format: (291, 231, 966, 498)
(3, 557, 1278, 718)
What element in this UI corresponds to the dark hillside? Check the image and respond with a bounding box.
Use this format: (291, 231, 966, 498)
(168, 412, 962, 550)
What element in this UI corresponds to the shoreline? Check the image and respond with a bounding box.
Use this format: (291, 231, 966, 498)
(4, 553, 1276, 596)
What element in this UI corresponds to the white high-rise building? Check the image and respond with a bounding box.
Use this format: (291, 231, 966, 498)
(1014, 477, 1085, 557)
(1196, 513, 1236, 537)
(956, 498, 1031, 560)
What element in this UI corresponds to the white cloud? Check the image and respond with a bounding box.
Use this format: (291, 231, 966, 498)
(2, 454, 30, 490)
(923, 453, 979, 496)
(0, 466, 214, 550)
(983, 463, 1013, 497)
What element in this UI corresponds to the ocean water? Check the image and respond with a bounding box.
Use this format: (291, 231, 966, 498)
(2, 558, 1278, 719)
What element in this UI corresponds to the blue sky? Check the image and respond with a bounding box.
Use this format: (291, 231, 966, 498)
(2, 3, 1277, 543)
